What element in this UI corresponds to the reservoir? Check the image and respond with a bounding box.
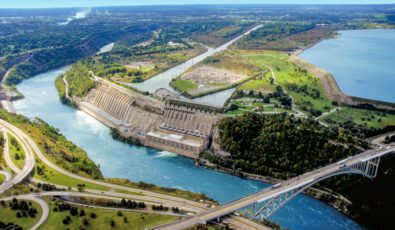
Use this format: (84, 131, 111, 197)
(300, 29, 395, 103)
(13, 67, 361, 230)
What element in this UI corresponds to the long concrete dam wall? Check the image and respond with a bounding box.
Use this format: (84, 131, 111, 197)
(83, 82, 162, 133)
(78, 79, 219, 158)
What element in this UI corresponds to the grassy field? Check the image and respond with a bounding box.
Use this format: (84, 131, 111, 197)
(320, 107, 395, 129)
(33, 161, 109, 191)
(235, 50, 334, 116)
(238, 72, 276, 92)
(169, 79, 198, 92)
(225, 97, 294, 116)
(0, 174, 5, 183)
(41, 201, 179, 230)
(8, 133, 26, 169)
(0, 200, 42, 229)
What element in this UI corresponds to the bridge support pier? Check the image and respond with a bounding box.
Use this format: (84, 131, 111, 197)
(350, 157, 381, 179)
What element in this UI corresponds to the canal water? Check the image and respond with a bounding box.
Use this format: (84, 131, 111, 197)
(13, 67, 361, 230)
(300, 29, 395, 103)
(130, 25, 262, 95)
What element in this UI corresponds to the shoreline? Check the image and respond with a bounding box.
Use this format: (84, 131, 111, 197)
(14, 65, 363, 229)
(290, 30, 395, 112)
(198, 158, 355, 222)
(56, 74, 356, 221)
(8, 28, 392, 229)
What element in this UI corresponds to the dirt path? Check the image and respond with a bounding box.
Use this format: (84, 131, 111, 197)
(315, 107, 340, 121)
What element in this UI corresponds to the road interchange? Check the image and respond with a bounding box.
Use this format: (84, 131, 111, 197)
(0, 118, 265, 230)
(1, 115, 394, 230)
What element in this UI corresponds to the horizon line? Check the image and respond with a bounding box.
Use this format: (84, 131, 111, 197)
(1, 3, 395, 10)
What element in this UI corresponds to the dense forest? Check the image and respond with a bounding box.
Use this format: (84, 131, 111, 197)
(208, 112, 394, 229)
(321, 156, 395, 229)
(64, 63, 95, 97)
(5, 29, 135, 85)
(210, 113, 363, 178)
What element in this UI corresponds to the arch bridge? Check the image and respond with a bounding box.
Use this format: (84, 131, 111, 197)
(155, 146, 395, 230)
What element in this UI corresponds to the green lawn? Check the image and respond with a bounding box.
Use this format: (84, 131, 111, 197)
(236, 50, 334, 115)
(238, 78, 275, 92)
(170, 79, 198, 92)
(8, 133, 26, 169)
(41, 202, 179, 230)
(226, 97, 294, 116)
(238, 70, 276, 93)
(0, 200, 42, 229)
(320, 107, 395, 129)
(0, 174, 5, 184)
(34, 161, 109, 191)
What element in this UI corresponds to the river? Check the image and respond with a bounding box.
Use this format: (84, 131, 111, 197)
(300, 29, 395, 103)
(13, 67, 361, 230)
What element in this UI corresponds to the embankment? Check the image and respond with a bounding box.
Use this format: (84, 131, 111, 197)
(290, 54, 395, 112)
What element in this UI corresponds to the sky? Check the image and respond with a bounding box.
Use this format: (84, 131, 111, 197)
(0, 0, 394, 9)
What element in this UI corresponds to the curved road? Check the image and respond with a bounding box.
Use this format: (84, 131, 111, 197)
(0, 170, 11, 186)
(0, 119, 208, 211)
(0, 118, 268, 229)
(370, 132, 395, 147)
(1, 194, 49, 230)
(0, 128, 35, 193)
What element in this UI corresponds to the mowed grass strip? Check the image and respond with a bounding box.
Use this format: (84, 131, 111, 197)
(41, 202, 179, 230)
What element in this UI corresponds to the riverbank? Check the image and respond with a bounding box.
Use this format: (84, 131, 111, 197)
(12, 66, 363, 229)
(198, 157, 354, 220)
(57, 50, 364, 225)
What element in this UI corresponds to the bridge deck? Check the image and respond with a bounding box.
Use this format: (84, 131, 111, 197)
(155, 146, 395, 230)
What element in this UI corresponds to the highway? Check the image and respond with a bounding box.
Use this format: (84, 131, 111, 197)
(156, 146, 395, 230)
(0, 118, 267, 229)
(3, 116, 393, 230)
(0, 119, 209, 211)
(0, 170, 11, 186)
(0, 128, 35, 193)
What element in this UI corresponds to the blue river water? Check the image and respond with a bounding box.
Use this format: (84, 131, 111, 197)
(13, 67, 361, 229)
(300, 29, 395, 103)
